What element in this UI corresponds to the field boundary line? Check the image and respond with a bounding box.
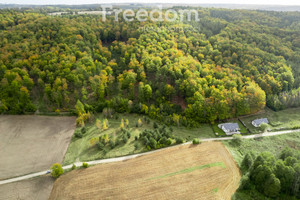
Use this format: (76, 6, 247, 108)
(1, 128, 299, 185)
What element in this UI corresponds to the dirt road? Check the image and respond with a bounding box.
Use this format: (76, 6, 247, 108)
(1, 128, 299, 185)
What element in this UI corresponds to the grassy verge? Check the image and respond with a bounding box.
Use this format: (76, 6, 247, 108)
(172, 123, 215, 140)
(240, 107, 300, 133)
(63, 113, 215, 165)
(223, 131, 300, 166)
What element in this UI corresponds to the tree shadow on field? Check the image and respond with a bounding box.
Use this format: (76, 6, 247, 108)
(188, 144, 199, 148)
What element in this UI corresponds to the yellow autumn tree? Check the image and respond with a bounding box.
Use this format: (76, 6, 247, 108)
(103, 121, 108, 130)
(104, 134, 109, 143)
(172, 113, 180, 127)
(120, 119, 124, 129)
(96, 119, 101, 129)
(104, 118, 109, 127)
(137, 118, 142, 127)
(90, 137, 99, 146)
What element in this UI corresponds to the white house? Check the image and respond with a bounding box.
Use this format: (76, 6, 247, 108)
(252, 118, 269, 127)
(218, 123, 240, 135)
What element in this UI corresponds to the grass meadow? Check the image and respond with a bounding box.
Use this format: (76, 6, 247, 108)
(63, 113, 215, 165)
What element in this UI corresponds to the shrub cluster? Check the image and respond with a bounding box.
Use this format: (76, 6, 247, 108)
(74, 126, 87, 138)
(97, 128, 132, 152)
(192, 138, 201, 144)
(239, 147, 300, 198)
(138, 125, 180, 150)
(82, 162, 89, 168)
(50, 163, 64, 178)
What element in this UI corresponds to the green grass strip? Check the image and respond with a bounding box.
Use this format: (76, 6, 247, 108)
(212, 188, 219, 193)
(148, 162, 226, 180)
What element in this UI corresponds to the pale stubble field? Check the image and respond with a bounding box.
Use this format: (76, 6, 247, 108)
(50, 142, 241, 200)
(0, 115, 76, 180)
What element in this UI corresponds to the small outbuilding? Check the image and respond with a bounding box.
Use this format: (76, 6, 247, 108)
(252, 118, 269, 127)
(218, 123, 240, 135)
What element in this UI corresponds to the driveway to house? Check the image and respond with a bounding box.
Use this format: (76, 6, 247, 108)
(1, 128, 299, 185)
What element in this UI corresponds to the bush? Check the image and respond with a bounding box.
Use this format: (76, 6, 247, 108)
(238, 174, 251, 190)
(95, 101, 107, 113)
(153, 122, 158, 129)
(122, 135, 128, 143)
(71, 164, 76, 170)
(25, 103, 37, 112)
(109, 140, 115, 149)
(260, 123, 268, 132)
(192, 138, 200, 144)
(139, 128, 176, 149)
(143, 136, 149, 145)
(102, 121, 108, 130)
(81, 126, 87, 134)
(159, 136, 167, 145)
(97, 141, 104, 150)
(166, 138, 172, 145)
(82, 162, 89, 168)
(149, 137, 157, 149)
(135, 136, 138, 140)
(241, 152, 255, 172)
(280, 147, 294, 160)
(176, 138, 184, 144)
(74, 131, 82, 138)
(134, 143, 140, 150)
(50, 163, 64, 178)
(115, 138, 121, 146)
(292, 125, 300, 130)
(55, 109, 60, 115)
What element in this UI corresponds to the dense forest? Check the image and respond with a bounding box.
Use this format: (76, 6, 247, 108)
(0, 7, 300, 126)
(238, 147, 300, 199)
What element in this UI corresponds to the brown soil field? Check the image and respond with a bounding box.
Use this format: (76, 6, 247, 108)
(49, 142, 241, 200)
(0, 176, 54, 200)
(0, 115, 76, 180)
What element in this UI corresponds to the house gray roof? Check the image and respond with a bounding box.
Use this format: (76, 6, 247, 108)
(220, 123, 239, 132)
(253, 118, 269, 126)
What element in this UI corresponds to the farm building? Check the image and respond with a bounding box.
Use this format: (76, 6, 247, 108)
(218, 123, 240, 135)
(252, 118, 269, 127)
